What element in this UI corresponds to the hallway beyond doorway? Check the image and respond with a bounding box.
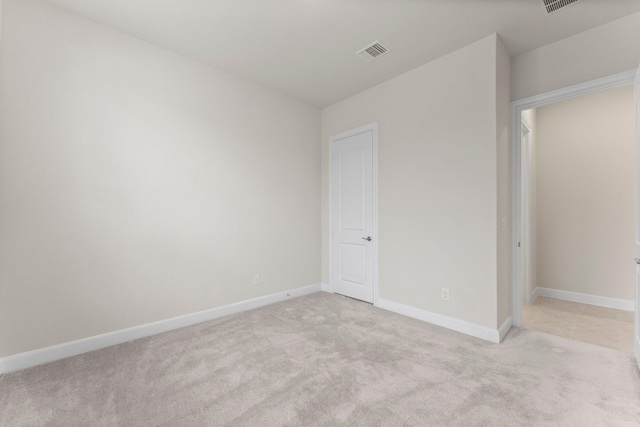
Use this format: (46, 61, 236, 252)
(522, 296, 634, 353)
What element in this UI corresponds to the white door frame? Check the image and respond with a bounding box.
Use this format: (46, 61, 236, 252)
(519, 118, 532, 306)
(634, 64, 640, 367)
(510, 70, 636, 327)
(328, 122, 379, 305)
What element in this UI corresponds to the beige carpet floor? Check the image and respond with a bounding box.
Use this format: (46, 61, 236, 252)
(1, 292, 640, 426)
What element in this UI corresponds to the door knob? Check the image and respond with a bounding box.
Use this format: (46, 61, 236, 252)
(361, 236, 372, 241)
(635, 258, 640, 265)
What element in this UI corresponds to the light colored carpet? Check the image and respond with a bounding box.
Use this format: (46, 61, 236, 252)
(1, 292, 639, 426)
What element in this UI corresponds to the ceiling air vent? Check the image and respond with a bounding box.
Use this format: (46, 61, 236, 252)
(356, 41, 389, 62)
(543, 0, 581, 14)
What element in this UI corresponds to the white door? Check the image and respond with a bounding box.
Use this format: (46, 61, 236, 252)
(635, 63, 640, 368)
(330, 124, 377, 303)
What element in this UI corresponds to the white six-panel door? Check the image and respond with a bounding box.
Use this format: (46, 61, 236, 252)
(330, 124, 377, 303)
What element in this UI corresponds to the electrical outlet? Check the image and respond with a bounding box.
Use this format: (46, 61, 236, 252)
(253, 274, 260, 286)
(441, 288, 450, 301)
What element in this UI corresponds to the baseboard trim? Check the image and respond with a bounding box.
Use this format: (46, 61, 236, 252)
(0, 283, 322, 374)
(498, 316, 512, 343)
(376, 298, 502, 344)
(321, 282, 332, 293)
(530, 286, 541, 303)
(531, 287, 634, 312)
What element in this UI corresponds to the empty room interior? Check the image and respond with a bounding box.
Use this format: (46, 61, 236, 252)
(1, 0, 640, 425)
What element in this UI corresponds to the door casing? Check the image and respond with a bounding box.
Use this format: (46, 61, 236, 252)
(519, 119, 532, 306)
(634, 64, 640, 367)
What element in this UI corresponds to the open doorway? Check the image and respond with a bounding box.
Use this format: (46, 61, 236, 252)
(512, 73, 636, 354)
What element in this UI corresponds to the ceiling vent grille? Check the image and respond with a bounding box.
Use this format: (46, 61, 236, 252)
(356, 41, 389, 62)
(543, 0, 581, 14)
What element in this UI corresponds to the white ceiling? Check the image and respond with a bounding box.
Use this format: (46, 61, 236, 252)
(42, 0, 640, 108)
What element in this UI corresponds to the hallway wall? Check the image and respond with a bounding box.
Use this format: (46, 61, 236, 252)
(534, 86, 635, 301)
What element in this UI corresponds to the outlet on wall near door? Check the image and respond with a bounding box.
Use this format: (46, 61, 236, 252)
(253, 275, 260, 286)
(441, 288, 450, 301)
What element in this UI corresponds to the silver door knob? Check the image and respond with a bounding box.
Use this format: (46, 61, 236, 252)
(361, 236, 372, 241)
(635, 258, 640, 264)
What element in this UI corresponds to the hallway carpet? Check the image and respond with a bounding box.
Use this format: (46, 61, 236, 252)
(1, 292, 639, 426)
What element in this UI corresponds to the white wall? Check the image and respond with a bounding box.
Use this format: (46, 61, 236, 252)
(521, 108, 537, 303)
(512, 11, 640, 101)
(322, 34, 507, 330)
(0, 0, 320, 358)
(535, 86, 635, 301)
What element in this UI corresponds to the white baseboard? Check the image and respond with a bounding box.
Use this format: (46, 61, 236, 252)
(530, 286, 542, 303)
(531, 287, 634, 312)
(376, 298, 502, 344)
(321, 282, 332, 292)
(0, 283, 321, 374)
(498, 316, 512, 343)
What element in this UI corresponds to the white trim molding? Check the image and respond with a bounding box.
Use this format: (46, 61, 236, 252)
(530, 286, 542, 302)
(377, 298, 504, 344)
(498, 317, 513, 342)
(0, 283, 322, 374)
(320, 282, 332, 293)
(531, 287, 634, 312)
(510, 69, 636, 327)
(513, 70, 636, 111)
